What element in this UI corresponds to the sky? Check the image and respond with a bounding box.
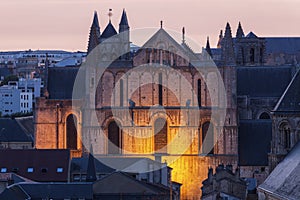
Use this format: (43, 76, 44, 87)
(0, 0, 300, 52)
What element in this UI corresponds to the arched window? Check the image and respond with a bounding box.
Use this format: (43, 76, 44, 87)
(250, 48, 255, 63)
(108, 121, 121, 154)
(154, 118, 167, 153)
(66, 114, 77, 150)
(202, 122, 214, 154)
(259, 112, 270, 119)
(284, 127, 291, 149)
(280, 123, 291, 150)
(197, 79, 201, 107)
(158, 73, 163, 106)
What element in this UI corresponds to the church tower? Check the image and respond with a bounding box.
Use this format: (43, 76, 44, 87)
(234, 22, 266, 66)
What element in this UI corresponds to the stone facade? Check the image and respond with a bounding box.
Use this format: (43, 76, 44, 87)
(34, 10, 300, 200)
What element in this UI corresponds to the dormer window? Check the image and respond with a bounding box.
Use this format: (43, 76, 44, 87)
(27, 167, 34, 173)
(57, 168, 63, 173)
(1, 168, 7, 173)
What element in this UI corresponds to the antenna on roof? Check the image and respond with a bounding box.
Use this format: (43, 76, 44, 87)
(160, 20, 163, 29)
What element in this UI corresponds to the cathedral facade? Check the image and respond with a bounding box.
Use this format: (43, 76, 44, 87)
(34, 9, 300, 199)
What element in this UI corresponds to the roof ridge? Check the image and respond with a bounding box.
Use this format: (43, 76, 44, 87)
(274, 69, 300, 111)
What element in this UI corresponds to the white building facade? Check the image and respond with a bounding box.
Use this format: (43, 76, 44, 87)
(0, 78, 42, 116)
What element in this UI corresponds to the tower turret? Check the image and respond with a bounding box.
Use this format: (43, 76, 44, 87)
(236, 22, 245, 38)
(221, 23, 236, 66)
(87, 11, 101, 54)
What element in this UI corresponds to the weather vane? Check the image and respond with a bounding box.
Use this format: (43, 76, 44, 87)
(108, 9, 113, 22)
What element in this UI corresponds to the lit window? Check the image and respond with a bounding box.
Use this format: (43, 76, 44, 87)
(57, 168, 63, 173)
(1, 168, 7, 173)
(27, 167, 34, 173)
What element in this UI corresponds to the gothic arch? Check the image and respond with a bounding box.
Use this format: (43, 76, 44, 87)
(149, 111, 173, 126)
(201, 121, 214, 154)
(153, 118, 168, 154)
(279, 122, 291, 150)
(107, 120, 122, 154)
(258, 112, 271, 119)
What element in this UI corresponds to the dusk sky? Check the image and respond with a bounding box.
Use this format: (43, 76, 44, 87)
(1, 0, 300, 52)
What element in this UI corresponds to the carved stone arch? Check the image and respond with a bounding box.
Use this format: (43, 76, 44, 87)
(102, 116, 123, 155)
(149, 111, 173, 126)
(279, 121, 291, 150)
(257, 110, 271, 119)
(150, 113, 170, 154)
(101, 115, 123, 130)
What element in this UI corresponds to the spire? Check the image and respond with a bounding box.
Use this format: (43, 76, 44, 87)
(205, 36, 212, 58)
(224, 22, 232, 38)
(160, 20, 163, 29)
(87, 11, 101, 54)
(221, 22, 236, 66)
(236, 21, 245, 38)
(119, 9, 129, 29)
(92, 11, 100, 28)
(217, 30, 223, 48)
(182, 27, 186, 43)
(86, 145, 97, 182)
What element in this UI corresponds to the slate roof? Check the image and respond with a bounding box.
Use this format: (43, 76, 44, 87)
(0, 149, 70, 182)
(15, 116, 34, 139)
(238, 120, 272, 166)
(265, 37, 300, 54)
(141, 28, 189, 58)
(258, 141, 300, 199)
(0, 182, 93, 200)
(237, 66, 293, 97)
(93, 171, 170, 195)
(72, 156, 169, 174)
(274, 69, 300, 112)
(0, 184, 30, 200)
(101, 22, 118, 39)
(54, 57, 80, 67)
(0, 118, 32, 143)
(47, 67, 85, 99)
(71, 156, 115, 174)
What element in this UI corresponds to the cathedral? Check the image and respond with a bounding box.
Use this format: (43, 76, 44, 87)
(34, 9, 300, 199)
